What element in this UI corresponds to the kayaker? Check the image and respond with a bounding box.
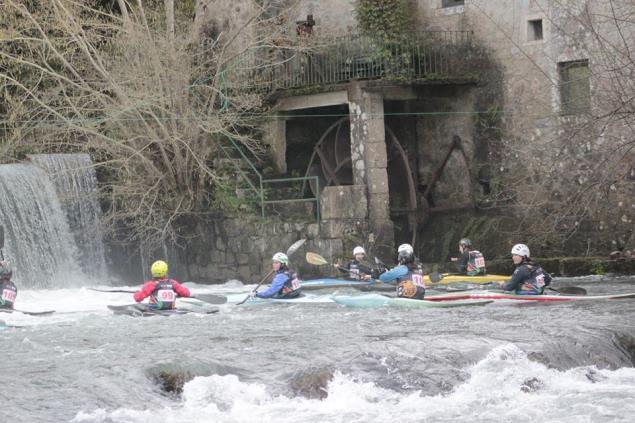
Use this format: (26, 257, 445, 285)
(337, 246, 374, 280)
(133, 260, 191, 310)
(501, 244, 552, 294)
(379, 243, 425, 299)
(450, 238, 487, 275)
(0, 264, 17, 310)
(250, 252, 302, 299)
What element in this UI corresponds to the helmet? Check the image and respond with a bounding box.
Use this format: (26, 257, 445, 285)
(511, 244, 530, 258)
(272, 252, 289, 265)
(397, 243, 414, 263)
(459, 238, 472, 247)
(353, 246, 366, 256)
(0, 266, 12, 279)
(150, 260, 168, 278)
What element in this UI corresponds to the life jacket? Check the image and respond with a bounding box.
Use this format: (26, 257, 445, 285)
(0, 280, 17, 309)
(149, 279, 179, 310)
(397, 263, 425, 299)
(516, 264, 551, 294)
(276, 269, 302, 299)
(466, 250, 486, 276)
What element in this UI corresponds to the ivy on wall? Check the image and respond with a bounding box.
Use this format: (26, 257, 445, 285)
(354, 0, 416, 40)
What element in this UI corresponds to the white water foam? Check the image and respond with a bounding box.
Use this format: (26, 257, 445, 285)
(72, 344, 635, 423)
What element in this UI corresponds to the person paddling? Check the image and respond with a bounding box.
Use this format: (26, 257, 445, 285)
(337, 246, 374, 281)
(249, 252, 302, 299)
(379, 243, 426, 299)
(133, 260, 191, 310)
(450, 238, 487, 276)
(501, 244, 552, 295)
(0, 265, 17, 310)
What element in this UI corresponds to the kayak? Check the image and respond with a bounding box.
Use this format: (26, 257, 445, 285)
(108, 303, 219, 316)
(225, 293, 334, 305)
(423, 273, 510, 286)
(424, 291, 635, 302)
(333, 293, 493, 309)
(301, 278, 395, 292)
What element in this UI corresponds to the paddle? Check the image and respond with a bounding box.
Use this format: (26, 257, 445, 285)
(0, 308, 56, 316)
(87, 288, 228, 304)
(15, 309, 56, 316)
(547, 286, 587, 295)
(237, 238, 307, 305)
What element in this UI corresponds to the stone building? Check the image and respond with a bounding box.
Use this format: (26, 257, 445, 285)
(182, 0, 634, 282)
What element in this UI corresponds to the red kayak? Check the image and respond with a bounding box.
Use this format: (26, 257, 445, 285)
(424, 291, 635, 302)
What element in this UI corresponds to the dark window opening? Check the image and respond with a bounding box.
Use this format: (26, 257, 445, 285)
(559, 60, 591, 115)
(528, 19, 543, 41)
(442, 0, 464, 8)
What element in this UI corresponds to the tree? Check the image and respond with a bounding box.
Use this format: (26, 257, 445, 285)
(0, 0, 289, 250)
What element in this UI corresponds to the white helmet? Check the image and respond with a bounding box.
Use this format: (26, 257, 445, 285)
(353, 246, 366, 256)
(272, 252, 289, 265)
(397, 243, 414, 255)
(511, 244, 530, 258)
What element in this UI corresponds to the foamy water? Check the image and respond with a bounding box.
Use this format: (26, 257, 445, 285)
(71, 346, 635, 423)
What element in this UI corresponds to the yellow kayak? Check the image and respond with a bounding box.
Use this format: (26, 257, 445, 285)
(423, 273, 510, 286)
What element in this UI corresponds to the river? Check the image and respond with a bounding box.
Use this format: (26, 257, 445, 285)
(1, 275, 634, 422)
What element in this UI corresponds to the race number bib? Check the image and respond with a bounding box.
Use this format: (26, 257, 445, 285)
(475, 256, 485, 268)
(2, 289, 16, 302)
(349, 268, 360, 280)
(535, 274, 545, 288)
(412, 273, 424, 287)
(290, 278, 301, 290)
(157, 289, 175, 302)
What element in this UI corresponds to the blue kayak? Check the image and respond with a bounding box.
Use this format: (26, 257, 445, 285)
(225, 293, 334, 305)
(300, 278, 395, 292)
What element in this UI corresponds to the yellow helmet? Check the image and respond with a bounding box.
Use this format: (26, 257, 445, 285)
(151, 260, 168, 278)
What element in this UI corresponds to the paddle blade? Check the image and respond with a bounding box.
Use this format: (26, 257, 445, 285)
(191, 294, 228, 304)
(306, 252, 329, 266)
(550, 286, 587, 296)
(286, 239, 306, 257)
(236, 294, 251, 305)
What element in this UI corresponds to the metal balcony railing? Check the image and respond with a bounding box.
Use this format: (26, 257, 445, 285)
(217, 137, 320, 222)
(221, 31, 475, 94)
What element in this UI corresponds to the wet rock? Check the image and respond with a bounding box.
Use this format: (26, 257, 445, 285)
(584, 368, 607, 383)
(613, 333, 635, 366)
(152, 369, 195, 396)
(527, 351, 552, 368)
(287, 367, 334, 400)
(520, 377, 544, 393)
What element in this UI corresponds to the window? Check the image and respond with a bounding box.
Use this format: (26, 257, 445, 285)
(559, 60, 591, 115)
(527, 19, 543, 41)
(442, 0, 464, 7)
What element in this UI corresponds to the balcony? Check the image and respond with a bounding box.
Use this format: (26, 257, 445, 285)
(221, 31, 477, 95)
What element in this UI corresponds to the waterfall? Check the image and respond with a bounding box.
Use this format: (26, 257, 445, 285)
(29, 154, 107, 275)
(0, 164, 83, 288)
